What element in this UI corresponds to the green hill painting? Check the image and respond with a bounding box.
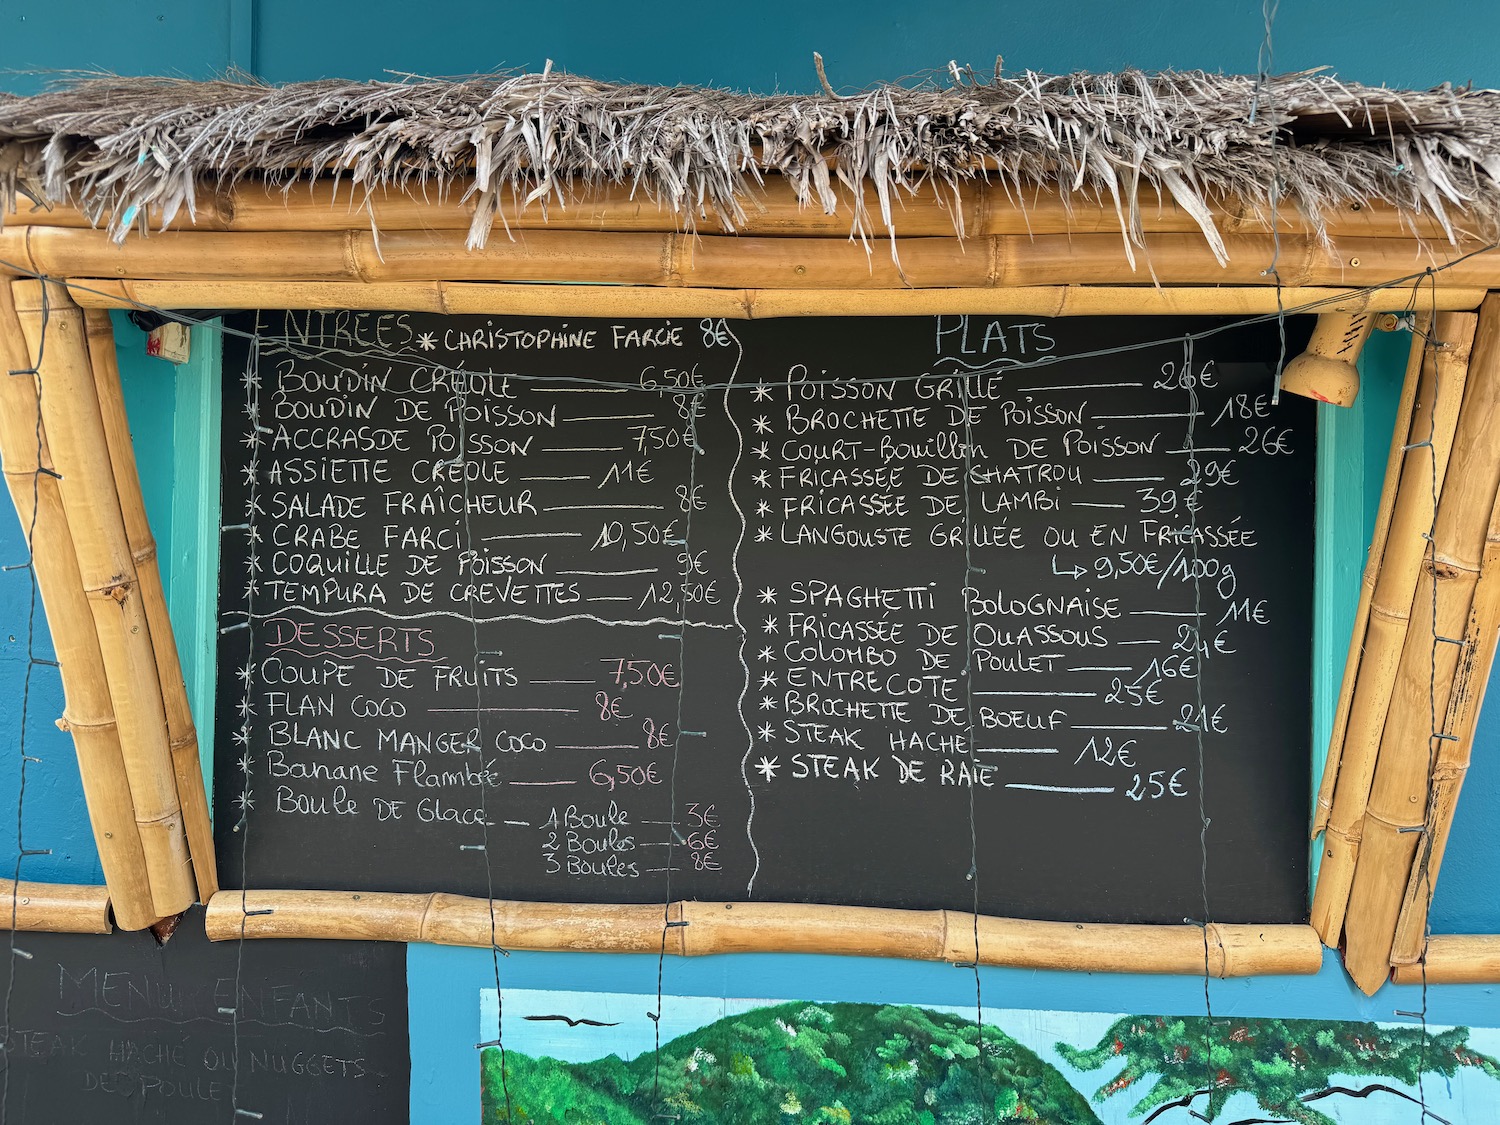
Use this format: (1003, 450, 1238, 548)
(480, 1000, 1101, 1124)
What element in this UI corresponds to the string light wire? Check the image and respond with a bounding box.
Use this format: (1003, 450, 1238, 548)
(0, 281, 52, 1125)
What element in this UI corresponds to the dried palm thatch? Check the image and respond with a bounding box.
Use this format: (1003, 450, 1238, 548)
(0, 68, 1498, 266)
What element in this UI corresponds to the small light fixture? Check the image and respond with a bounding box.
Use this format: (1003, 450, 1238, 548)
(1278, 311, 1376, 407)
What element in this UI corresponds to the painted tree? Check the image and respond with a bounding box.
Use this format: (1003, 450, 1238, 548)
(1058, 1014, 1500, 1125)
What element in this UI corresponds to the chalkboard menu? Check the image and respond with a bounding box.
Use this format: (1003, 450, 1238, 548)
(0, 909, 408, 1123)
(216, 311, 1315, 925)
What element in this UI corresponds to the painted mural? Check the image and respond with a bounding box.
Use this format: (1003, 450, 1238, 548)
(479, 990, 1500, 1124)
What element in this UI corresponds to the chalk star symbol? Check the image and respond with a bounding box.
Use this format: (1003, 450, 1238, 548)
(752, 416, 772, 434)
(751, 383, 772, 402)
(237, 697, 255, 718)
(762, 616, 778, 634)
(236, 663, 254, 684)
(752, 443, 770, 460)
(246, 526, 262, 544)
(757, 645, 774, 662)
(232, 727, 250, 747)
(233, 791, 255, 812)
(416, 331, 438, 351)
(240, 464, 257, 485)
(241, 371, 260, 391)
(755, 499, 771, 517)
(237, 753, 255, 774)
(756, 722, 777, 743)
(758, 670, 777, 689)
(757, 586, 777, 604)
(753, 755, 780, 781)
(755, 526, 773, 543)
(752, 470, 771, 488)
(240, 431, 259, 449)
(759, 694, 777, 711)
(243, 580, 259, 599)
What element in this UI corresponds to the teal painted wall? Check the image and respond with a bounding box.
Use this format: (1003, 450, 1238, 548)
(5, 1, 1500, 93)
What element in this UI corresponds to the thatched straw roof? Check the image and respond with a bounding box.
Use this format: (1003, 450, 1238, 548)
(1, 69, 1499, 260)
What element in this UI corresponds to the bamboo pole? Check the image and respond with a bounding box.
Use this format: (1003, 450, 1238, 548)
(1389, 497, 1500, 963)
(11, 279, 197, 919)
(201, 890, 1323, 975)
(0, 287, 158, 931)
(83, 311, 217, 903)
(1310, 311, 1477, 945)
(1342, 295, 1500, 995)
(3, 177, 1468, 241)
(3, 226, 1497, 289)
(1313, 317, 1431, 840)
(0, 880, 112, 933)
(61, 278, 1489, 319)
(1392, 936, 1500, 984)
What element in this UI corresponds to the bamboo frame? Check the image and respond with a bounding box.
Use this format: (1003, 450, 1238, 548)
(1313, 316, 1432, 840)
(83, 311, 217, 903)
(1392, 936, 1500, 984)
(201, 890, 1322, 976)
(1341, 294, 1500, 994)
(2, 177, 1469, 241)
(0, 286, 159, 930)
(0, 880, 112, 933)
(59, 279, 1491, 318)
(10, 280, 197, 920)
(1309, 311, 1478, 945)
(1, 227, 1497, 290)
(1389, 496, 1500, 963)
(0, 176, 1486, 969)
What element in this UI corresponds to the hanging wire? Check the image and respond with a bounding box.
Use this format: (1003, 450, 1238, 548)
(957, 373, 988, 1108)
(228, 317, 266, 1123)
(650, 370, 711, 1118)
(1415, 267, 1442, 1125)
(1251, 0, 1290, 404)
(447, 357, 516, 1122)
(0, 280, 53, 1125)
(1181, 332, 1218, 1108)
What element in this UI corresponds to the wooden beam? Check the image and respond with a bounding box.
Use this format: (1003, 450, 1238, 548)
(0, 287, 159, 930)
(1342, 294, 1500, 994)
(11, 280, 198, 920)
(1390, 496, 1500, 963)
(1312, 318, 1431, 839)
(1310, 312, 1478, 946)
(1, 226, 1496, 289)
(3, 177, 1470, 241)
(59, 278, 1489, 318)
(202, 890, 1323, 976)
(1392, 936, 1500, 984)
(83, 311, 217, 904)
(0, 880, 112, 933)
